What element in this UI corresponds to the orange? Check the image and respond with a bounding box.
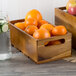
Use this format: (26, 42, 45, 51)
(25, 25, 38, 35)
(52, 25, 67, 36)
(48, 40, 61, 45)
(38, 20, 48, 28)
(25, 9, 42, 22)
(15, 22, 25, 30)
(25, 18, 38, 27)
(33, 28, 51, 39)
(40, 24, 54, 33)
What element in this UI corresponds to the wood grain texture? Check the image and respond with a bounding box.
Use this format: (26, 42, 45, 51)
(0, 47, 76, 76)
(9, 22, 38, 63)
(55, 7, 76, 49)
(64, 49, 76, 63)
(9, 19, 72, 64)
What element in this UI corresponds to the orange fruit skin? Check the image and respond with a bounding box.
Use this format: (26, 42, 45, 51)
(49, 40, 61, 45)
(52, 26, 67, 36)
(15, 22, 25, 30)
(40, 24, 54, 33)
(25, 18, 38, 27)
(33, 28, 51, 39)
(25, 25, 38, 35)
(25, 9, 42, 22)
(38, 20, 48, 28)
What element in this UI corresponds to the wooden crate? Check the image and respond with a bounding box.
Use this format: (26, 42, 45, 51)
(55, 7, 76, 49)
(9, 19, 72, 64)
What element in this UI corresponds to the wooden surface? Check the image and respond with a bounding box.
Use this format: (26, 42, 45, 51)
(10, 19, 71, 64)
(55, 7, 76, 49)
(0, 46, 76, 76)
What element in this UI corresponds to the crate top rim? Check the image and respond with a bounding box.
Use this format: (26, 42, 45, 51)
(55, 6, 76, 18)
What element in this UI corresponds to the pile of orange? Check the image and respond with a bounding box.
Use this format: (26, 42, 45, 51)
(15, 9, 67, 45)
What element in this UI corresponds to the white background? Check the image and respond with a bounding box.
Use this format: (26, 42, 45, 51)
(0, 0, 68, 24)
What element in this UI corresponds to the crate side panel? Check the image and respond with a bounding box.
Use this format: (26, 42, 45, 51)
(37, 33, 71, 59)
(9, 24, 38, 62)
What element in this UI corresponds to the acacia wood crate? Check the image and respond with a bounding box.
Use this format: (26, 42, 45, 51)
(9, 19, 72, 64)
(55, 7, 76, 49)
